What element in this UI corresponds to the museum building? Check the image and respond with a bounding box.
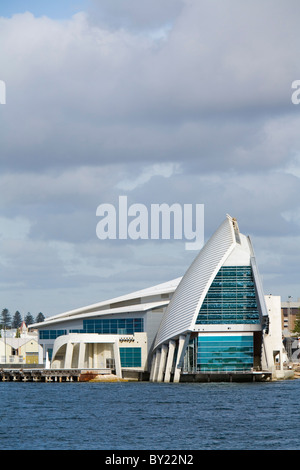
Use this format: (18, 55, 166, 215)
(31, 215, 284, 381)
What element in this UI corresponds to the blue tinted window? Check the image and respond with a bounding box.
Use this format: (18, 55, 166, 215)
(39, 330, 67, 340)
(83, 318, 144, 334)
(40, 318, 144, 341)
(120, 347, 142, 367)
(197, 335, 253, 372)
(196, 266, 260, 325)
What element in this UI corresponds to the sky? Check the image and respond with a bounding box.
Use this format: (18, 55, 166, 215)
(1, 0, 300, 319)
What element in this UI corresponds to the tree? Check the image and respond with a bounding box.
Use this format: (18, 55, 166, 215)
(12, 310, 22, 329)
(24, 312, 34, 325)
(35, 312, 45, 323)
(1, 308, 11, 329)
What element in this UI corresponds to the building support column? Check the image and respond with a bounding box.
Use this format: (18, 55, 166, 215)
(149, 351, 157, 382)
(64, 342, 74, 369)
(164, 340, 175, 383)
(113, 341, 122, 378)
(262, 334, 276, 377)
(89, 344, 95, 368)
(157, 344, 168, 382)
(279, 348, 284, 371)
(78, 342, 86, 369)
(150, 350, 161, 382)
(93, 343, 98, 369)
(173, 335, 186, 383)
(153, 349, 161, 382)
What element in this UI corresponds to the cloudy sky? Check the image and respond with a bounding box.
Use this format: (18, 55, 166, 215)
(1, 0, 300, 318)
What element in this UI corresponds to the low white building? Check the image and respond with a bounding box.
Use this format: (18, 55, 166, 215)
(0, 336, 43, 365)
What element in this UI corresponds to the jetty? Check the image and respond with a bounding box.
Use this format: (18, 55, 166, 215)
(0, 365, 297, 382)
(0, 367, 119, 382)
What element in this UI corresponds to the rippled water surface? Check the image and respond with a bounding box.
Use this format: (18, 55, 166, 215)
(0, 380, 299, 450)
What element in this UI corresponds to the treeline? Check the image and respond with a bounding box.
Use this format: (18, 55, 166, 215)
(0, 308, 45, 329)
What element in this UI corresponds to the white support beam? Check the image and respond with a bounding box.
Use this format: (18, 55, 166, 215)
(64, 342, 74, 369)
(157, 344, 168, 382)
(153, 348, 161, 382)
(78, 342, 86, 369)
(113, 341, 122, 378)
(164, 340, 175, 383)
(173, 335, 186, 383)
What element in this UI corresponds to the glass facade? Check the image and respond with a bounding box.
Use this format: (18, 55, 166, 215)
(120, 347, 142, 367)
(40, 318, 144, 340)
(196, 266, 260, 325)
(39, 329, 67, 340)
(81, 318, 144, 335)
(197, 335, 253, 372)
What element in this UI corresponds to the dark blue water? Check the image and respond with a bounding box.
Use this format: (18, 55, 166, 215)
(0, 380, 299, 450)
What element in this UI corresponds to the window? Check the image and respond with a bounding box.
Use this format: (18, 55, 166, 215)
(196, 266, 260, 325)
(197, 335, 253, 372)
(40, 318, 144, 341)
(81, 318, 144, 335)
(39, 330, 67, 340)
(120, 347, 142, 368)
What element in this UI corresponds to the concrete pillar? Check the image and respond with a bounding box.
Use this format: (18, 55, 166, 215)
(93, 343, 98, 368)
(78, 342, 86, 369)
(157, 344, 168, 382)
(149, 351, 157, 382)
(262, 334, 276, 376)
(88, 343, 94, 368)
(164, 340, 175, 383)
(150, 350, 161, 382)
(113, 341, 122, 378)
(64, 342, 74, 369)
(153, 348, 161, 382)
(279, 348, 284, 371)
(173, 335, 186, 383)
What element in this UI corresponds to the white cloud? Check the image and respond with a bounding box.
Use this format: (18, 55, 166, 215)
(1, 4, 300, 172)
(87, 0, 185, 31)
(116, 162, 181, 190)
(0, 216, 31, 240)
(1, 2, 300, 315)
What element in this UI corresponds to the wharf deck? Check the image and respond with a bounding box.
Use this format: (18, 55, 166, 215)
(0, 368, 112, 382)
(180, 371, 273, 382)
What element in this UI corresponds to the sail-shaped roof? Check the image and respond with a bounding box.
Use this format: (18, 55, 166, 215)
(154, 215, 237, 349)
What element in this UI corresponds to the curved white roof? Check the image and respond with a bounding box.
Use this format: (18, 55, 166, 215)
(31, 277, 181, 329)
(153, 215, 237, 349)
(34, 301, 170, 328)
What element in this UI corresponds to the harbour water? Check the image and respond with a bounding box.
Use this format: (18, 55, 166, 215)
(0, 379, 299, 450)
